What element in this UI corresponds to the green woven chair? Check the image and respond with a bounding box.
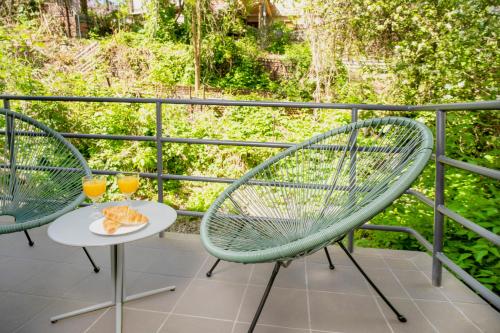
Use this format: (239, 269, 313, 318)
(201, 117, 433, 332)
(0, 108, 100, 273)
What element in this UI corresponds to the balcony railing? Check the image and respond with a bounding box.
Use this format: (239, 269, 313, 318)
(1, 95, 499, 311)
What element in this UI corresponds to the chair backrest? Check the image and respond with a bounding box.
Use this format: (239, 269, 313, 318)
(0, 108, 91, 233)
(201, 117, 433, 262)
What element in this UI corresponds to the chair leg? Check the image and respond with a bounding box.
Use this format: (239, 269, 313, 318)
(82, 247, 100, 273)
(248, 262, 281, 333)
(338, 242, 406, 322)
(24, 230, 34, 247)
(206, 258, 221, 277)
(324, 247, 335, 270)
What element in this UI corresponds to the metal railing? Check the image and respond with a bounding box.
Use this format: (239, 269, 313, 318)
(1, 95, 499, 310)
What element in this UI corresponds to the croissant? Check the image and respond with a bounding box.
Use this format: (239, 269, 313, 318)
(103, 218, 121, 234)
(102, 206, 149, 225)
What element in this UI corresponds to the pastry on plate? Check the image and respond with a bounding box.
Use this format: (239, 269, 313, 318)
(103, 218, 122, 234)
(102, 206, 149, 225)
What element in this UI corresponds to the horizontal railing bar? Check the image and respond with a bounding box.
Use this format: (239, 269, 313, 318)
(163, 137, 293, 148)
(438, 156, 500, 180)
(162, 138, 405, 153)
(436, 252, 500, 311)
(0, 131, 406, 152)
(405, 189, 434, 207)
(409, 100, 500, 111)
(176, 209, 205, 217)
(62, 133, 156, 141)
(437, 205, 500, 246)
(0, 95, 411, 111)
(359, 224, 433, 252)
(5, 95, 499, 111)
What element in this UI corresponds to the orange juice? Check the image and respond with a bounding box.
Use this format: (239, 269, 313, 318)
(83, 179, 106, 199)
(117, 176, 139, 195)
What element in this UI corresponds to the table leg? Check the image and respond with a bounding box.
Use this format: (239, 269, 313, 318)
(51, 243, 175, 329)
(50, 301, 115, 323)
(114, 244, 124, 333)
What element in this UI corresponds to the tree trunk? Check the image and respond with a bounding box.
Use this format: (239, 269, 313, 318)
(192, 0, 202, 95)
(80, 0, 88, 16)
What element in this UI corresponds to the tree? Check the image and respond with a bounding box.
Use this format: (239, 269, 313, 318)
(302, 0, 356, 102)
(185, 0, 202, 94)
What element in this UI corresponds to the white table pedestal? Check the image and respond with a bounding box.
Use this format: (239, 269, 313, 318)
(48, 201, 178, 333)
(51, 244, 175, 332)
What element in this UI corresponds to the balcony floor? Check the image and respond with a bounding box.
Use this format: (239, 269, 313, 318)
(0, 225, 497, 333)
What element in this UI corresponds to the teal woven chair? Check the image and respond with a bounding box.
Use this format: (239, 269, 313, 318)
(0, 108, 100, 273)
(201, 117, 433, 332)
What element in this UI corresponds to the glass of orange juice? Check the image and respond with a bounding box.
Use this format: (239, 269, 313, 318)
(82, 175, 107, 218)
(117, 172, 140, 203)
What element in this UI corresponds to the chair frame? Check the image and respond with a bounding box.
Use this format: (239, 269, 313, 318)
(0, 108, 100, 273)
(201, 117, 433, 332)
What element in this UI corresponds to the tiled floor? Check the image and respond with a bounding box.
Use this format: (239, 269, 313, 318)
(0, 226, 498, 333)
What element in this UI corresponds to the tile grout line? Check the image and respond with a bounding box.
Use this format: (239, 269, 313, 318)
(304, 255, 312, 333)
(230, 263, 255, 333)
(171, 312, 234, 323)
(83, 307, 111, 333)
(10, 294, 56, 333)
(380, 254, 440, 333)
(418, 265, 484, 333)
(366, 251, 395, 333)
(154, 254, 210, 333)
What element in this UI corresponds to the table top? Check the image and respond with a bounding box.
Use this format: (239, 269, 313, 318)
(48, 201, 177, 247)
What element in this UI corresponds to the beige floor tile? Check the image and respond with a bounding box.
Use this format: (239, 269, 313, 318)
(251, 262, 306, 289)
(383, 257, 419, 270)
(62, 268, 141, 303)
(238, 286, 309, 329)
(146, 251, 207, 278)
(174, 279, 246, 320)
(234, 322, 309, 333)
(309, 291, 391, 333)
(377, 297, 438, 333)
(87, 307, 167, 333)
(410, 252, 432, 271)
(307, 263, 371, 295)
(415, 299, 482, 333)
(421, 269, 486, 304)
(0, 257, 51, 292)
(0, 291, 53, 333)
(454, 302, 500, 333)
(125, 273, 191, 312)
(15, 262, 90, 298)
(16, 299, 107, 333)
(391, 269, 446, 301)
(160, 314, 233, 333)
(197, 258, 252, 284)
(363, 267, 410, 299)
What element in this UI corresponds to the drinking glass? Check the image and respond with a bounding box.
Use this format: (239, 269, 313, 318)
(117, 172, 140, 203)
(82, 175, 107, 218)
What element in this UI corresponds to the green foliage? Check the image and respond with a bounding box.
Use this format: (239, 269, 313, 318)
(265, 22, 294, 54)
(0, 1, 498, 293)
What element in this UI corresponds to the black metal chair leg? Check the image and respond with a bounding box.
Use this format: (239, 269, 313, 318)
(24, 230, 34, 247)
(82, 247, 100, 273)
(248, 262, 281, 333)
(338, 242, 406, 322)
(324, 247, 335, 270)
(206, 258, 221, 277)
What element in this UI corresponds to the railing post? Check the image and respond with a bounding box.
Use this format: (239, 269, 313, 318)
(347, 107, 358, 253)
(156, 102, 166, 238)
(433, 109, 446, 286)
(3, 99, 10, 110)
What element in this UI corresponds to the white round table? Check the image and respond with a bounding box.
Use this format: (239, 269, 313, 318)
(48, 201, 177, 333)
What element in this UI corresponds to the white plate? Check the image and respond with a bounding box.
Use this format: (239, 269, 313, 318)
(89, 217, 148, 236)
